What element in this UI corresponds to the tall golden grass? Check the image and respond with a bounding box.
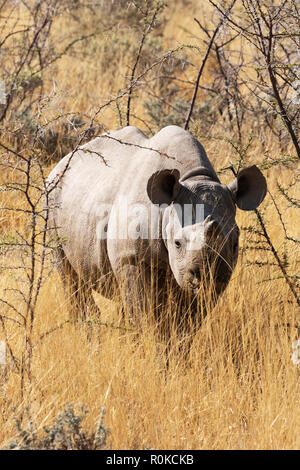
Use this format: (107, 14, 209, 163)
(0, 1, 299, 449)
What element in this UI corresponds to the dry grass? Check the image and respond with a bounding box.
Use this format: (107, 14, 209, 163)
(0, 1, 299, 450)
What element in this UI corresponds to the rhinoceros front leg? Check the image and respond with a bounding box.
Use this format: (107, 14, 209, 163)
(114, 264, 151, 327)
(55, 247, 101, 322)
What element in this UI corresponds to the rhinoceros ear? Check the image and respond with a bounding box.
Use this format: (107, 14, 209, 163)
(228, 165, 267, 211)
(147, 169, 181, 205)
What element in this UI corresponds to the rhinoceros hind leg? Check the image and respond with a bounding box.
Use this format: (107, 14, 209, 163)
(55, 247, 101, 322)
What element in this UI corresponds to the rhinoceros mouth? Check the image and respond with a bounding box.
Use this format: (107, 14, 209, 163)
(184, 263, 232, 294)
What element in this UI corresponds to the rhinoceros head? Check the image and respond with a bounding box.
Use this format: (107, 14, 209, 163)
(147, 165, 267, 295)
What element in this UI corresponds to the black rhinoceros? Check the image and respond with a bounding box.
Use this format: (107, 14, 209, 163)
(47, 125, 266, 336)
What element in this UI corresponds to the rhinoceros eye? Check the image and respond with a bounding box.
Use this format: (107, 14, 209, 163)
(175, 240, 181, 249)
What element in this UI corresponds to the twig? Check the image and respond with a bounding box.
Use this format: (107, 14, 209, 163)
(126, 2, 163, 126)
(184, 0, 238, 130)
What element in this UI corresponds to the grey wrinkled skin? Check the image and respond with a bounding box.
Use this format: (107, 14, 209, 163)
(47, 125, 267, 338)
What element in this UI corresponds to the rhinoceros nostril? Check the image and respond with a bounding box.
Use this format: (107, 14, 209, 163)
(189, 267, 201, 280)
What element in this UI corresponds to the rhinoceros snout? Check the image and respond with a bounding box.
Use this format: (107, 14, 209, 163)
(188, 267, 202, 290)
(189, 266, 201, 279)
(185, 257, 212, 290)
